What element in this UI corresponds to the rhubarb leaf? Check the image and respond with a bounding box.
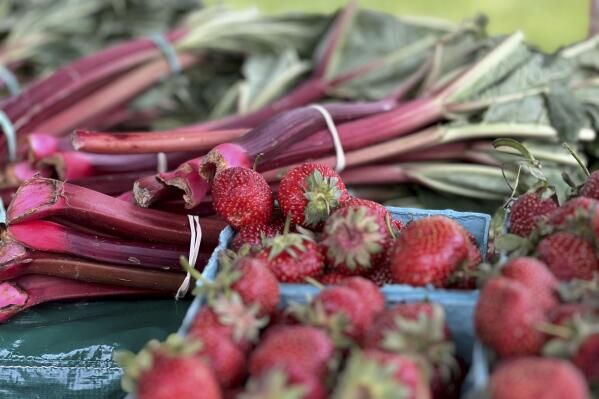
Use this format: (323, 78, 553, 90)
(238, 50, 311, 113)
(545, 83, 586, 142)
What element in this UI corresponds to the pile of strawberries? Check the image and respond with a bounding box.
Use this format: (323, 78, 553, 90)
(474, 255, 598, 398)
(504, 170, 599, 280)
(117, 272, 464, 399)
(212, 162, 482, 288)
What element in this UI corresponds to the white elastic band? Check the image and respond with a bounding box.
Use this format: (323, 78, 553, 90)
(310, 104, 346, 172)
(175, 215, 202, 300)
(0, 196, 6, 225)
(157, 152, 167, 173)
(149, 34, 182, 74)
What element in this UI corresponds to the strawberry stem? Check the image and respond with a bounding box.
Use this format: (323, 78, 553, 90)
(562, 143, 590, 177)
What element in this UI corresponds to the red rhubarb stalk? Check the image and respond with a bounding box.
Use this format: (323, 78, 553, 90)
(6, 220, 210, 269)
(27, 134, 73, 164)
(7, 177, 225, 246)
(0, 161, 51, 187)
(0, 275, 169, 323)
(71, 128, 248, 154)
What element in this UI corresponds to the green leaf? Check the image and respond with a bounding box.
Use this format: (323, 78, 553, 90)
(545, 83, 586, 142)
(494, 233, 528, 252)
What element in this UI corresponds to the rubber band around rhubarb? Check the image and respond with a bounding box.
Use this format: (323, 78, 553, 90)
(0, 65, 21, 96)
(0, 196, 6, 225)
(175, 215, 202, 300)
(0, 110, 17, 162)
(149, 33, 182, 74)
(310, 104, 346, 172)
(156, 152, 167, 173)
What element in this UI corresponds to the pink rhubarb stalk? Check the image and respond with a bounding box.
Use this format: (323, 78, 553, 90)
(0, 275, 169, 323)
(7, 177, 225, 246)
(6, 220, 211, 269)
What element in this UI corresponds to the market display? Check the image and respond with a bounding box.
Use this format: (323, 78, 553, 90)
(0, 1, 597, 398)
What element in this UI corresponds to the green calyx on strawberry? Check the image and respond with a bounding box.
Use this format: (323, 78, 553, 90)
(278, 163, 349, 228)
(322, 205, 389, 274)
(115, 333, 204, 394)
(288, 299, 353, 348)
(211, 292, 269, 344)
(541, 313, 599, 359)
(258, 217, 325, 282)
(331, 350, 410, 399)
(239, 369, 307, 399)
(379, 304, 457, 383)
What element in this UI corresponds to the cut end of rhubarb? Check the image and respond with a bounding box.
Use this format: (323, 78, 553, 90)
(158, 168, 210, 209)
(0, 282, 28, 323)
(199, 143, 251, 181)
(133, 180, 159, 208)
(0, 239, 28, 264)
(7, 178, 64, 224)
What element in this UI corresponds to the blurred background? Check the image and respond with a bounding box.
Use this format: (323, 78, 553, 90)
(208, 0, 590, 51)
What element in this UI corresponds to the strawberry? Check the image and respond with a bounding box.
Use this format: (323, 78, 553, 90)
(573, 332, 599, 385)
(230, 221, 284, 252)
(257, 226, 325, 283)
(331, 350, 430, 399)
(230, 257, 280, 316)
(192, 326, 246, 388)
(363, 349, 432, 399)
(475, 277, 547, 357)
(342, 197, 389, 218)
(278, 163, 349, 228)
(389, 216, 468, 287)
(508, 191, 557, 236)
(546, 197, 598, 228)
(488, 357, 589, 399)
(340, 276, 385, 316)
(501, 257, 558, 310)
(212, 166, 273, 230)
(366, 264, 394, 286)
(198, 254, 280, 317)
(537, 232, 597, 281)
(116, 334, 222, 399)
(248, 325, 334, 381)
(321, 205, 391, 276)
(579, 170, 599, 200)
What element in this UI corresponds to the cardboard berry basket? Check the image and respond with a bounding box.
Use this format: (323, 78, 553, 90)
(179, 207, 491, 365)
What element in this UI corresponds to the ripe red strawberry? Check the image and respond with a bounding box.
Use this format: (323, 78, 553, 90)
(501, 257, 558, 310)
(573, 332, 599, 385)
(475, 277, 547, 357)
(549, 304, 595, 325)
(363, 349, 432, 399)
(212, 167, 273, 230)
(489, 357, 589, 399)
(342, 197, 389, 218)
(546, 197, 598, 227)
(116, 334, 222, 399)
(230, 221, 284, 252)
(257, 229, 324, 283)
(389, 216, 468, 287)
(230, 257, 280, 316)
(508, 191, 557, 236)
(579, 170, 599, 200)
(248, 325, 334, 380)
(191, 326, 246, 388)
(278, 163, 349, 228)
(312, 285, 373, 341)
(202, 254, 279, 317)
(341, 276, 385, 317)
(322, 205, 391, 276)
(332, 350, 431, 399)
(537, 232, 597, 281)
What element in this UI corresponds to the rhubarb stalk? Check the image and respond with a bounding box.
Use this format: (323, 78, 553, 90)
(7, 177, 225, 246)
(0, 275, 170, 323)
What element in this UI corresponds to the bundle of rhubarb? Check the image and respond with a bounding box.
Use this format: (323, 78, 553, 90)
(117, 276, 464, 399)
(0, 0, 203, 95)
(204, 161, 482, 287)
(0, 176, 227, 323)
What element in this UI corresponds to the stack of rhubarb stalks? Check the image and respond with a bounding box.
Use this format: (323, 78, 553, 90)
(2, 3, 599, 321)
